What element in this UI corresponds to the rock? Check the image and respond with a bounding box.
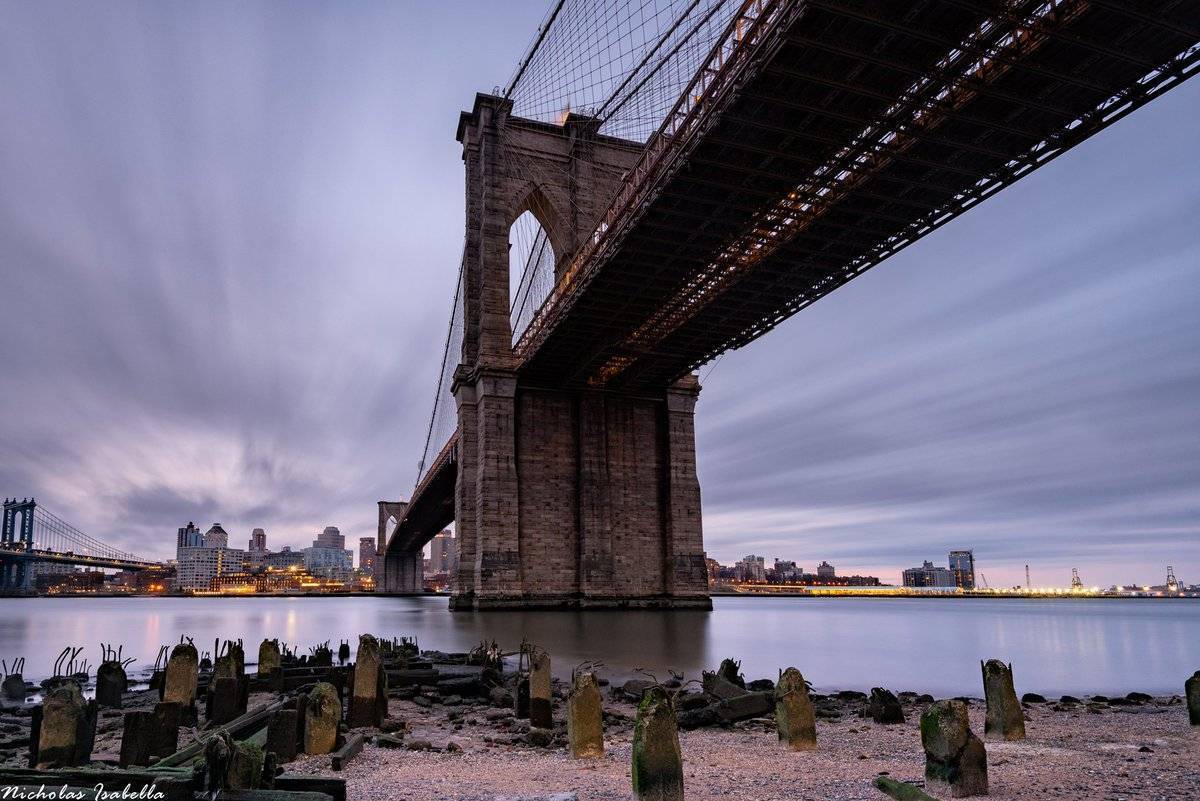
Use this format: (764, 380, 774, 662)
(1020, 693, 1047, 704)
(916, 694, 935, 704)
(375, 734, 405, 748)
(265, 709, 300, 763)
(701, 671, 749, 701)
(775, 667, 816, 750)
(162, 642, 199, 706)
(567, 671, 604, 758)
(406, 738, 434, 751)
(747, 678, 775, 693)
(675, 705, 719, 730)
(1125, 692, 1153, 703)
(865, 687, 906, 724)
(95, 662, 127, 708)
(1060, 695, 1081, 704)
(529, 648, 553, 730)
(1186, 671, 1200, 726)
(715, 691, 772, 723)
(527, 727, 553, 747)
(348, 634, 387, 728)
(921, 700, 988, 798)
(981, 659, 1025, 741)
(380, 717, 406, 734)
(439, 676, 483, 696)
(35, 681, 97, 768)
(621, 679, 656, 703)
(836, 690, 868, 701)
(489, 686, 513, 707)
(485, 708, 513, 721)
(413, 696, 432, 708)
(716, 658, 745, 689)
(676, 692, 709, 711)
(443, 694, 463, 706)
(632, 687, 683, 801)
(1, 673, 26, 701)
(446, 738, 464, 753)
(303, 682, 341, 755)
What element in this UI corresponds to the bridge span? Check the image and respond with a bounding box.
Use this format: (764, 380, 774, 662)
(382, 0, 1200, 609)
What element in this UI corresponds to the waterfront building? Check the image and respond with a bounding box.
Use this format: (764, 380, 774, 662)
(263, 547, 304, 570)
(903, 560, 957, 587)
(203, 523, 229, 549)
(249, 528, 267, 552)
(816, 560, 836, 579)
(359, 537, 377, 575)
(705, 557, 722, 586)
(177, 546, 246, 590)
(773, 559, 802, 580)
(176, 522, 203, 551)
(303, 544, 353, 580)
(429, 530, 457, 576)
(736, 554, 766, 582)
(949, 549, 976, 589)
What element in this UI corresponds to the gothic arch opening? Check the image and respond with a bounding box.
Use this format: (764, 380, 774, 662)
(509, 202, 558, 345)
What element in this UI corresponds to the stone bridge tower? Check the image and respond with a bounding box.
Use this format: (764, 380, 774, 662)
(442, 94, 711, 609)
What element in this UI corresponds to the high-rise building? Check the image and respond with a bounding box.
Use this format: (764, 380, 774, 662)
(203, 523, 229, 549)
(903, 560, 957, 587)
(177, 522, 203, 551)
(816, 560, 836, 579)
(429, 530, 457, 576)
(176, 546, 246, 590)
(773, 559, 802, 580)
(359, 537, 377, 574)
(314, 526, 345, 550)
(249, 528, 267, 552)
(949, 550, 975, 590)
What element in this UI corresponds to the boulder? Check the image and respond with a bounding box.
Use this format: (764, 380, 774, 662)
(981, 660, 1025, 741)
(747, 678, 775, 693)
(921, 700, 988, 798)
(775, 668, 816, 749)
(567, 671, 604, 758)
(162, 642, 199, 706)
(620, 679, 656, 703)
(1020, 693, 1047, 704)
(631, 687, 683, 801)
(865, 687, 905, 724)
(1186, 671, 1200, 726)
(1, 673, 27, 701)
(303, 682, 341, 755)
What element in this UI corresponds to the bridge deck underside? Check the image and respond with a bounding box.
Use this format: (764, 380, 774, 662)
(520, 0, 1200, 390)
(389, 438, 457, 555)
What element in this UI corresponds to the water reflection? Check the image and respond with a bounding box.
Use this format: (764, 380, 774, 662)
(0, 596, 1194, 696)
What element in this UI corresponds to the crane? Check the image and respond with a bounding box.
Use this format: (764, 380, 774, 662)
(1166, 566, 1179, 593)
(979, 573, 990, 589)
(1071, 568, 1082, 590)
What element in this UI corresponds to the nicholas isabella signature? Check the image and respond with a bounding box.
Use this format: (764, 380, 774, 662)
(0, 785, 167, 800)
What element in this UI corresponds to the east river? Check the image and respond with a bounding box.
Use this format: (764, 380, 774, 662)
(0, 595, 1196, 697)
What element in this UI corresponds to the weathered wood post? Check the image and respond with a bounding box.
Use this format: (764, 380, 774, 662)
(1185, 670, 1200, 726)
(567, 670, 604, 758)
(775, 667, 816, 750)
(921, 700, 988, 798)
(529, 647, 553, 730)
(631, 686, 684, 801)
(981, 659, 1024, 741)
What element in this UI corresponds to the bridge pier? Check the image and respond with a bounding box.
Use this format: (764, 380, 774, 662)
(382, 549, 424, 594)
(448, 373, 710, 610)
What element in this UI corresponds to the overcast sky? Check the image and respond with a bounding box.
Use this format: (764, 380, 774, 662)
(1, 1, 1196, 588)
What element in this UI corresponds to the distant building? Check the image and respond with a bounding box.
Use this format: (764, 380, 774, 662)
(249, 528, 267, 552)
(314, 526, 345, 550)
(359, 537, 377, 574)
(203, 524, 229, 549)
(429, 530, 457, 576)
(949, 550, 975, 590)
(177, 522, 203, 551)
(736, 555, 766, 582)
(773, 559, 802, 581)
(177, 546, 246, 591)
(816, 561, 836, 579)
(264, 547, 304, 570)
(304, 545, 353, 579)
(705, 557, 722, 586)
(903, 560, 957, 588)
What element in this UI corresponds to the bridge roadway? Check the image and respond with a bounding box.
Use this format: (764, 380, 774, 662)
(385, 0, 1200, 596)
(0, 544, 160, 573)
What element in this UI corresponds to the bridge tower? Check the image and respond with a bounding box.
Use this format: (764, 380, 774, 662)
(1, 498, 36, 593)
(432, 94, 711, 609)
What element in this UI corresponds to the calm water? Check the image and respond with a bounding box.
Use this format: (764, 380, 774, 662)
(0, 595, 1196, 697)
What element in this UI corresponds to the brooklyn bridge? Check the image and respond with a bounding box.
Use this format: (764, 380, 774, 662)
(378, 0, 1200, 608)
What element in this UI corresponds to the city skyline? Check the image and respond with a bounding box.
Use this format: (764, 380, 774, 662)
(0, 2, 1197, 589)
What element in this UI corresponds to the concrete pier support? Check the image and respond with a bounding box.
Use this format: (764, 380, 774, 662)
(382, 550, 424, 594)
